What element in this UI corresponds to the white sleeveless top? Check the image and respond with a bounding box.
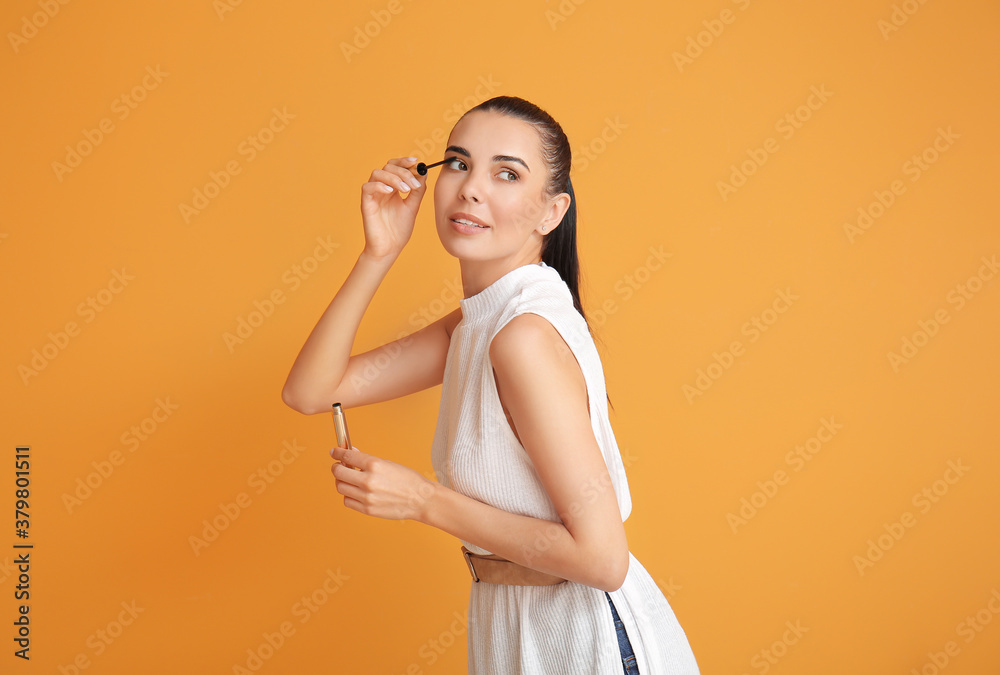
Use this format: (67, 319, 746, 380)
(430, 261, 700, 674)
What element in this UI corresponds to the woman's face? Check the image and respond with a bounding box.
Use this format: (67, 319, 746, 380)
(433, 110, 563, 264)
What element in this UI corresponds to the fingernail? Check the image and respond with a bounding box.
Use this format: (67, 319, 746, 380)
(398, 182, 410, 192)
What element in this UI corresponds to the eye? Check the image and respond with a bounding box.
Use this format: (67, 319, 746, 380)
(498, 168, 519, 182)
(445, 157, 466, 170)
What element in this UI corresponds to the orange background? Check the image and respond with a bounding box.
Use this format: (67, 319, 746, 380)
(3, 0, 999, 672)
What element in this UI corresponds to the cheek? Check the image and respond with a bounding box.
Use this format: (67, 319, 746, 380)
(497, 193, 540, 232)
(433, 175, 460, 206)
(432, 181, 447, 222)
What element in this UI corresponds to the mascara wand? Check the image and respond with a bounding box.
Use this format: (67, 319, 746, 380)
(416, 158, 452, 176)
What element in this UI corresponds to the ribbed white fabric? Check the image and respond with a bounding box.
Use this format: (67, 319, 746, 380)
(430, 261, 700, 674)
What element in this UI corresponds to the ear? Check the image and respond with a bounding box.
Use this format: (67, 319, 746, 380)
(537, 192, 571, 235)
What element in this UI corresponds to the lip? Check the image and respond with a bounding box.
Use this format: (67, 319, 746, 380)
(449, 212, 491, 230)
(448, 212, 489, 227)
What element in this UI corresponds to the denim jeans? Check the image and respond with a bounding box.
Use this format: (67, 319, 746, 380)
(605, 592, 639, 674)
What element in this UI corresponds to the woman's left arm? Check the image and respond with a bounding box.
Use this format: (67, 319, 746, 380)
(330, 313, 629, 592)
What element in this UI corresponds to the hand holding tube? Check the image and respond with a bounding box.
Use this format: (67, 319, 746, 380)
(332, 403, 358, 470)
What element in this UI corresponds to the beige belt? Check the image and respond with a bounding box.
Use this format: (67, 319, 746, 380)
(461, 546, 567, 586)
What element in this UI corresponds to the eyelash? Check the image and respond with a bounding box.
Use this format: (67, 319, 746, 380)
(445, 157, 519, 182)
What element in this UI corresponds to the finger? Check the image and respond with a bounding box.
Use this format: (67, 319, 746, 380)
(393, 157, 427, 190)
(331, 446, 363, 471)
(373, 166, 421, 192)
(383, 158, 423, 184)
(332, 455, 353, 472)
(362, 178, 400, 197)
(341, 494, 364, 513)
(332, 462, 363, 483)
(330, 445, 356, 460)
(333, 478, 365, 509)
(337, 486, 366, 513)
(363, 173, 411, 197)
(388, 156, 420, 170)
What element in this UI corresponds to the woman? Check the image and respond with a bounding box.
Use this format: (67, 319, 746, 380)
(282, 96, 700, 674)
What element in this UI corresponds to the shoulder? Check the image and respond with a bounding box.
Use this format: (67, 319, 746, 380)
(489, 313, 584, 394)
(490, 313, 563, 358)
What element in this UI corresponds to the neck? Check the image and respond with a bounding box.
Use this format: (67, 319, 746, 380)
(459, 254, 542, 299)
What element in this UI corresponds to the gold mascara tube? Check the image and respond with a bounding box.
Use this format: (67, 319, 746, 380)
(331, 402, 357, 470)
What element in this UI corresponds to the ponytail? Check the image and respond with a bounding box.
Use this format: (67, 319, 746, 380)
(540, 176, 614, 413)
(541, 176, 580, 315)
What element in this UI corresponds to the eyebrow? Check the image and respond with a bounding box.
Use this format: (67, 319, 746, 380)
(445, 145, 530, 173)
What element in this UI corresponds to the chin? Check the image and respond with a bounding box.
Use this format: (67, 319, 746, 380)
(438, 241, 488, 263)
(435, 224, 486, 259)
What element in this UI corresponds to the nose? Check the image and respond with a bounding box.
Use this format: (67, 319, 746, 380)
(459, 170, 484, 203)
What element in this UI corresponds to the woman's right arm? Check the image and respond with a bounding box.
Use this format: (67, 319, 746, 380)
(281, 156, 455, 415)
